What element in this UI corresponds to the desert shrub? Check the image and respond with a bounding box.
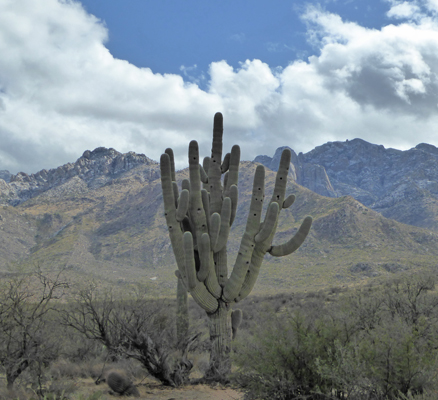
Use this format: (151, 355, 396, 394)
(233, 272, 438, 400)
(0, 267, 68, 390)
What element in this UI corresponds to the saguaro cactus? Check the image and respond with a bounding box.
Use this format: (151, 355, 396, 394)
(160, 112, 312, 378)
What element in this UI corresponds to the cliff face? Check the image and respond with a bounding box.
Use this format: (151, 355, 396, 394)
(254, 146, 337, 198)
(256, 139, 438, 231)
(0, 147, 160, 205)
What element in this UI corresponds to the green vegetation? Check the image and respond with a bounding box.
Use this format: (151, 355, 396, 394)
(1, 266, 438, 399)
(233, 270, 438, 399)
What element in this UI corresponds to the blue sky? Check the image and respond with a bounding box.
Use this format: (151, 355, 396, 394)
(1, 0, 438, 173)
(80, 1, 390, 87)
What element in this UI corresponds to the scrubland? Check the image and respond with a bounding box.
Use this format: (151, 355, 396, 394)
(2, 267, 438, 399)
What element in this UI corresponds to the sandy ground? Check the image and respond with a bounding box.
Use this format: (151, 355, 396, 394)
(136, 382, 244, 400)
(80, 378, 245, 400)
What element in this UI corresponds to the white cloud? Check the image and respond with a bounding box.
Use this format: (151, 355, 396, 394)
(387, 1, 421, 19)
(2, 0, 438, 174)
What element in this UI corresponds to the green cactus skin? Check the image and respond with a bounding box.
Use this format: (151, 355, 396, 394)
(160, 112, 312, 377)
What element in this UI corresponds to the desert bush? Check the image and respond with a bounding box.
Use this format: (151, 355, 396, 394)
(62, 284, 197, 386)
(0, 266, 68, 390)
(233, 272, 438, 400)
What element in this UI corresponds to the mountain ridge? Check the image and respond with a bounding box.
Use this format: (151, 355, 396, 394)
(0, 145, 437, 296)
(255, 139, 438, 231)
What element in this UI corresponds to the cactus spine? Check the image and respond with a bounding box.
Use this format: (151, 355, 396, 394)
(160, 112, 312, 378)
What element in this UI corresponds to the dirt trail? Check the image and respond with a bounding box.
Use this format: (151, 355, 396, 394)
(81, 378, 245, 400)
(137, 382, 244, 399)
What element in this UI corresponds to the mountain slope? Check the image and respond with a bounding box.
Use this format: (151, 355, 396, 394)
(1, 149, 438, 296)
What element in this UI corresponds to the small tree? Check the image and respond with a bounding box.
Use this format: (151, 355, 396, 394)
(0, 267, 68, 389)
(160, 112, 312, 379)
(63, 284, 193, 386)
(62, 283, 123, 360)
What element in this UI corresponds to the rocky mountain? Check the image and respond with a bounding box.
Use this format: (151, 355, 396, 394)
(255, 139, 438, 231)
(1, 146, 438, 296)
(0, 147, 160, 206)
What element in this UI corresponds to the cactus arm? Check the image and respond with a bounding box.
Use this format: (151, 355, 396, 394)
(201, 189, 210, 231)
(165, 148, 176, 182)
(165, 147, 179, 207)
(215, 247, 228, 287)
(160, 153, 186, 282)
(229, 185, 238, 226)
(221, 152, 230, 173)
(223, 165, 265, 302)
(190, 283, 219, 313)
(208, 113, 224, 214)
(200, 164, 208, 184)
(213, 197, 231, 253)
(223, 171, 229, 193)
(176, 189, 189, 222)
(209, 213, 221, 249)
(188, 141, 208, 242)
(183, 232, 197, 290)
(269, 216, 313, 256)
(197, 232, 223, 299)
(204, 256, 222, 298)
(236, 150, 301, 302)
(270, 148, 291, 205)
(182, 179, 190, 192)
(203, 156, 210, 175)
(172, 182, 179, 208)
(183, 231, 218, 312)
(283, 194, 296, 209)
(254, 202, 279, 243)
(197, 233, 211, 282)
(203, 156, 210, 191)
(224, 145, 240, 195)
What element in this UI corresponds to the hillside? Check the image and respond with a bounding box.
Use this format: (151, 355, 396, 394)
(256, 140, 438, 231)
(1, 148, 438, 297)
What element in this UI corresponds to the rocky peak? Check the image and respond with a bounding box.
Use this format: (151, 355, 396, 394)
(258, 139, 438, 231)
(254, 146, 337, 198)
(1, 148, 159, 205)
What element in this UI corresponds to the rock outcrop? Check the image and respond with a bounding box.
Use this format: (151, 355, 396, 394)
(0, 147, 159, 205)
(254, 146, 337, 198)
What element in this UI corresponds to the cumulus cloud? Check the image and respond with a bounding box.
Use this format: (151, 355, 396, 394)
(2, 0, 438, 174)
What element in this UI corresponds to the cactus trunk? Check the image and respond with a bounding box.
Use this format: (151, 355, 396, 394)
(205, 300, 232, 378)
(160, 112, 312, 381)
